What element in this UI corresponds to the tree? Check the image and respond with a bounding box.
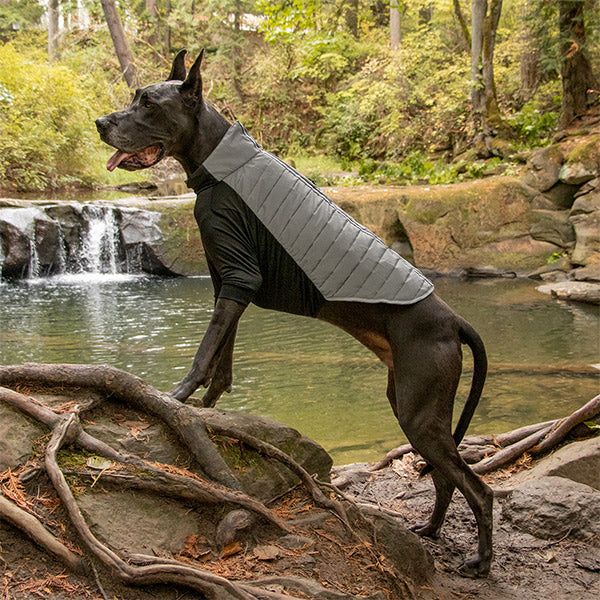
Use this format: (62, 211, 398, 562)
(47, 0, 59, 60)
(100, 0, 137, 88)
(453, 0, 471, 51)
(470, 0, 504, 151)
(558, 0, 598, 127)
(344, 0, 359, 38)
(390, 0, 400, 50)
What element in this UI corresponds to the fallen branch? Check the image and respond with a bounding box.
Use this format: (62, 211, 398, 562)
(530, 394, 600, 455)
(372, 397, 599, 476)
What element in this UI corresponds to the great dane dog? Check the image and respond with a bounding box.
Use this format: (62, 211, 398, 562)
(96, 49, 493, 577)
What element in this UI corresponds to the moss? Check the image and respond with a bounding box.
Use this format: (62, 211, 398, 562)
(565, 135, 600, 164)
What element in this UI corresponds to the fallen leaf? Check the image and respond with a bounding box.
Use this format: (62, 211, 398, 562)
(85, 456, 112, 470)
(221, 541, 243, 558)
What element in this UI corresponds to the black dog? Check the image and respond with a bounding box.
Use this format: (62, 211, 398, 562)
(96, 50, 493, 577)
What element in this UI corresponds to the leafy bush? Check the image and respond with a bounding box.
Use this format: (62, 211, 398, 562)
(0, 42, 132, 191)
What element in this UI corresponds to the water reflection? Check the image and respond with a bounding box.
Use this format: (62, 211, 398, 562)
(0, 276, 598, 463)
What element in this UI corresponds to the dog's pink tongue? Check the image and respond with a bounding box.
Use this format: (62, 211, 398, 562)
(107, 150, 133, 172)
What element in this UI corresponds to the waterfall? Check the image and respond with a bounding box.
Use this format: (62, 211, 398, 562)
(81, 206, 121, 275)
(0, 202, 172, 282)
(29, 234, 40, 279)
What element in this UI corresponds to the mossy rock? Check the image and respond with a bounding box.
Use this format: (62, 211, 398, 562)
(522, 144, 564, 192)
(154, 198, 208, 275)
(559, 135, 600, 185)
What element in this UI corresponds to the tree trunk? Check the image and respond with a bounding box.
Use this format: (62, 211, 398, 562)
(418, 3, 433, 26)
(232, 0, 245, 102)
(471, 0, 505, 149)
(390, 0, 400, 51)
(558, 0, 598, 128)
(47, 0, 60, 61)
(453, 0, 471, 51)
(145, 0, 159, 48)
(345, 0, 359, 38)
(100, 0, 137, 88)
(164, 0, 172, 56)
(371, 0, 388, 27)
(519, 23, 540, 103)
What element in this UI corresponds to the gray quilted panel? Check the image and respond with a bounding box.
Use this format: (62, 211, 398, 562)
(203, 123, 434, 305)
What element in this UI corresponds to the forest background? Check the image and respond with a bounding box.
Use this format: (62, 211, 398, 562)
(0, 0, 598, 193)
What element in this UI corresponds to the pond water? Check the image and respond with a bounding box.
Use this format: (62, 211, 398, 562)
(0, 275, 598, 464)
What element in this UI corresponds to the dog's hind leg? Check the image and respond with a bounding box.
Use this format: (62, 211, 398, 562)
(391, 336, 493, 578)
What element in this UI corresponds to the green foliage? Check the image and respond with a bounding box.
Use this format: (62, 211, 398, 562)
(507, 102, 559, 145)
(358, 152, 461, 185)
(0, 0, 43, 38)
(0, 42, 132, 191)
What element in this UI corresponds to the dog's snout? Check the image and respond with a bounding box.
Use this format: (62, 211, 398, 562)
(95, 115, 115, 135)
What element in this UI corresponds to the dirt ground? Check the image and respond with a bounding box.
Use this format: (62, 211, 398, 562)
(335, 457, 600, 600)
(1, 458, 599, 600)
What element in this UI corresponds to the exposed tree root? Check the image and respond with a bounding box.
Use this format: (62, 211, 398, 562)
(0, 363, 412, 599)
(0, 493, 82, 572)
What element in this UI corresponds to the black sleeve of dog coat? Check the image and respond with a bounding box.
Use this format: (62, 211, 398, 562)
(199, 204, 263, 306)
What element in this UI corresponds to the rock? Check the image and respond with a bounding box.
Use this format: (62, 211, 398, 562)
(207, 409, 333, 502)
(78, 489, 204, 554)
(118, 207, 180, 276)
(570, 264, 600, 282)
(523, 145, 564, 192)
(0, 403, 44, 471)
(0, 219, 30, 278)
(559, 135, 600, 185)
(541, 182, 580, 209)
(34, 217, 61, 274)
(502, 476, 600, 540)
(537, 281, 600, 304)
(119, 208, 163, 246)
(574, 177, 599, 198)
(45, 203, 85, 270)
(570, 190, 600, 216)
(529, 209, 575, 248)
(364, 509, 434, 584)
(522, 145, 564, 192)
(527, 258, 571, 279)
(570, 210, 600, 265)
(500, 437, 600, 492)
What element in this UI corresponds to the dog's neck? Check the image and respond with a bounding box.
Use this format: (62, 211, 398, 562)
(174, 102, 231, 176)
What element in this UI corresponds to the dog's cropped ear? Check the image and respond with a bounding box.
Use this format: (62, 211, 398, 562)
(180, 49, 204, 105)
(167, 49, 187, 81)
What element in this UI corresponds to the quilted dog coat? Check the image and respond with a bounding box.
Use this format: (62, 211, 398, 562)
(188, 122, 433, 314)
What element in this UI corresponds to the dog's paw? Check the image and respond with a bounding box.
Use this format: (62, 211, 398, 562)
(458, 554, 491, 578)
(170, 381, 195, 402)
(409, 521, 441, 539)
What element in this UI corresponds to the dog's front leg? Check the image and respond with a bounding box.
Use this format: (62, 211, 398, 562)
(202, 323, 237, 408)
(171, 298, 245, 402)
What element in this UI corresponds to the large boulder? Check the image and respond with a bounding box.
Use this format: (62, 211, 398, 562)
(45, 203, 85, 270)
(522, 145, 564, 192)
(570, 210, 600, 265)
(499, 436, 600, 491)
(559, 135, 600, 185)
(502, 476, 600, 540)
(0, 219, 30, 278)
(529, 209, 575, 248)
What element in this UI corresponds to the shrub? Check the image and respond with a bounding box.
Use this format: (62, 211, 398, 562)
(0, 42, 131, 191)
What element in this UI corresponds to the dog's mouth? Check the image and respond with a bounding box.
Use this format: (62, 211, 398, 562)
(106, 144, 165, 172)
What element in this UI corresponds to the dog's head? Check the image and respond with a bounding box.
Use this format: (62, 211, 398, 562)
(96, 49, 205, 171)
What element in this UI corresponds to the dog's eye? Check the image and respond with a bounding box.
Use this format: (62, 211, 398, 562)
(142, 98, 153, 109)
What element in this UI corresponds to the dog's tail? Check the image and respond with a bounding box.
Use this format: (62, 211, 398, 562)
(453, 318, 488, 446)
